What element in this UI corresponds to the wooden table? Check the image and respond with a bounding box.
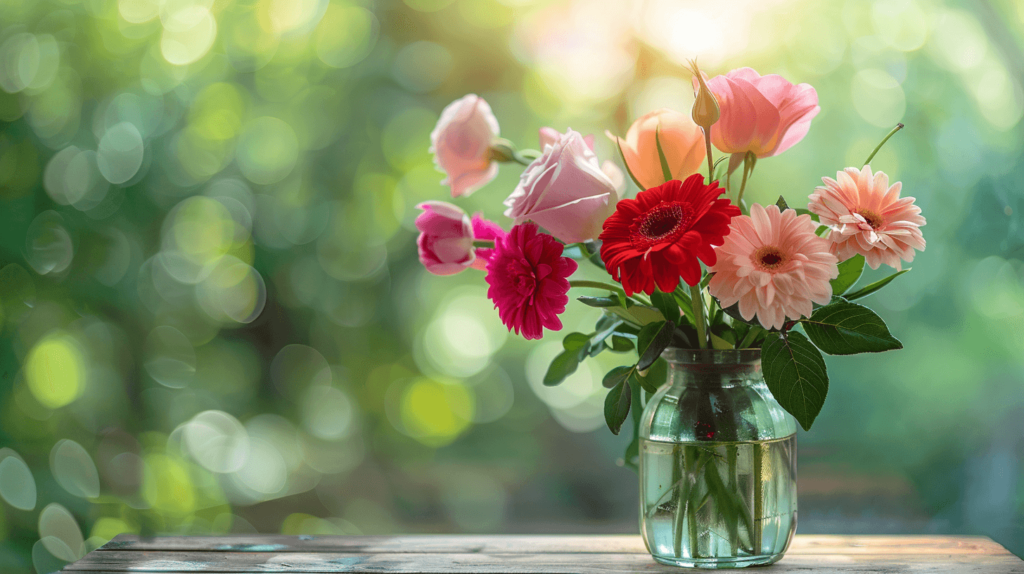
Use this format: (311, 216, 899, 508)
(63, 534, 1024, 573)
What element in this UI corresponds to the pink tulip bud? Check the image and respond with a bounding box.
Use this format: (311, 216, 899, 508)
(415, 201, 475, 275)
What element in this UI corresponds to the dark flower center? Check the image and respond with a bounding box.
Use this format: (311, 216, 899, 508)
(857, 209, 884, 229)
(752, 246, 787, 271)
(632, 202, 693, 248)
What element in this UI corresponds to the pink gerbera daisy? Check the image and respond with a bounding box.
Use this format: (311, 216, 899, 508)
(808, 165, 926, 270)
(709, 204, 838, 331)
(485, 223, 577, 340)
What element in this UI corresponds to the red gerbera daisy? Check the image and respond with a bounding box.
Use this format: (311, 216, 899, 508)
(486, 223, 578, 340)
(599, 174, 740, 296)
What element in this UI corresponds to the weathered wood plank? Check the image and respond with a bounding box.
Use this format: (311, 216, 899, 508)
(62, 550, 1024, 573)
(98, 534, 1012, 556)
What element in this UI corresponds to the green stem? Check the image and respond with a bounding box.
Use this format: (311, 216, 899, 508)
(863, 123, 904, 166)
(472, 240, 495, 249)
(703, 128, 715, 183)
(737, 325, 763, 349)
(727, 446, 738, 556)
(673, 445, 685, 558)
(568, 279, 626, 292)
(753, 443, 764, 556)
(568, 280, 647, 307)
(511, 151, 533, 166)
(689, 284, 707, 349)
(736, 155, 752, 210)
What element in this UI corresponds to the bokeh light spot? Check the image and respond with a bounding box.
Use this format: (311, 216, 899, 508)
(38, 503, 85, 561)
(183, 410, 250, 473)
(300, 385, 356, 441)
(0, 455, 37, 510)
(142, 453, 197, 516)
(392, 42, 452, 93)
(97, 121, 145, 184)
(25, 210, 74, 275)
(50, 440, 100, 499)
(236, 117, 298, 185)
(270, 344, 330, 398)
(398, 378, 474, 447)
(851, 69, 906, 128)
(25, 330, 85, 409)
(144, 325, 196, 388)
(197, 256, 267, 324)
(161, 6, 218, 66)
(314, 4, 378, 69)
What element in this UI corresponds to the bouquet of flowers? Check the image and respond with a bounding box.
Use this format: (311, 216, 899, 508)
(416, 63, 925, 464)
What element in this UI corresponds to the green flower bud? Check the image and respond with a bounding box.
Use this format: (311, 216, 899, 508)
(688, 60, 720, 131)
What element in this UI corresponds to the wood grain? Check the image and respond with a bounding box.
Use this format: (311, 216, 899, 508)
(61, 535, 1024, 573)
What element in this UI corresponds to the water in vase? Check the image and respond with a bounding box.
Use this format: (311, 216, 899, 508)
(640, 434, 797, 569)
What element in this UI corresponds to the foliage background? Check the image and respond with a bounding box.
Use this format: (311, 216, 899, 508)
(1, 0, 1023, 570)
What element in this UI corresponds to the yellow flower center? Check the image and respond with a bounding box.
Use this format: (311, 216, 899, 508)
(857, 209, 884, 229)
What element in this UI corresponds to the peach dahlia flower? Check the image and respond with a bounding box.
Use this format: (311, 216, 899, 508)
(709, 204, 838, 331)
(808, 166, 926, 271)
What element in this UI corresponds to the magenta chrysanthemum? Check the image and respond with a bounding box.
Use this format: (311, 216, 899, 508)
(485, 223, 577, 340)
(808, 165, 926, 270)
(709, 204, 838, 330)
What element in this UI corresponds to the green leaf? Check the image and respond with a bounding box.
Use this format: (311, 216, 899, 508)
(795, 208, 820, 222)
(613, 136, 645, 190)
(605, 304, 665, 326)
(710, 332, 733, 350)
(581, 294, 618, 308)
(650, 290, 680, 325)
(655, 126, 673, 183)
(632, 357, 667, 394)
(673, 290, 695, 327)
(562, 332, 591, 351)
(800, 301, 903, 355)
(604, 380, 632, 435)
(844, 269, 910, 301)
(603, 365, 634, 388)
(609, 335, 635, 353)
(543, 349, 581, 386)
(623, 380, 643, 470)
(761, 331, 829, 431)
(830, 254, 865, 296)
(637, 320, 674, 371)
(775, 195, 790, 211)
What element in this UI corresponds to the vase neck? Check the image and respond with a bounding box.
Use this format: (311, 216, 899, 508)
(661, 348, 762, 389)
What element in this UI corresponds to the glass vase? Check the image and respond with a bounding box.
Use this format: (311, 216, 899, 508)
(639, 348, 797, 569)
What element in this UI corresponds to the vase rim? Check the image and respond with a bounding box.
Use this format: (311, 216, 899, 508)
(661, 347, 761, 365)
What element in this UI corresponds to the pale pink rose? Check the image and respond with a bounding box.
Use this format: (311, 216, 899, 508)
(702, 68, 819, 159)
(605, 109, 706, 190)
(709, 204, 838, 331)
(540, 127, 624, 195)
(808, 166, 926, 270)
(430, 94, 500, 197)
(539, 127, 594, 151)
(415, 201, 475, 275)
(504, 129, 621, 244)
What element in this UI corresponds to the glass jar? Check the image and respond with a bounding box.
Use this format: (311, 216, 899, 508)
(639, 348, 797, 569)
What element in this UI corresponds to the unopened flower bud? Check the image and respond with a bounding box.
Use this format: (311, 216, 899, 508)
(688, 60, 720, 131)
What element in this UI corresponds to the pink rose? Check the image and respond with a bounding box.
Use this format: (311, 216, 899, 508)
(539, 127, 624, 195)
(503, 129, 621, 244)
(430, 94, 500, 197)
(703, 68, 819, 159)
(416, 202, 505, 275)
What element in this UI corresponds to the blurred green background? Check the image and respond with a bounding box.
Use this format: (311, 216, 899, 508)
(1, 0, 1023, 571)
